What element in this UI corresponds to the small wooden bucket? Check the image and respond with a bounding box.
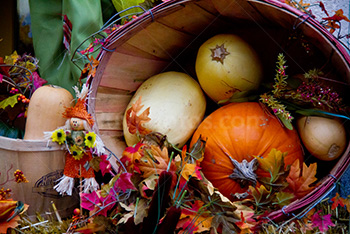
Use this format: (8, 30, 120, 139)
(0, 137, 79, 219)
(87, 0, 350, 222)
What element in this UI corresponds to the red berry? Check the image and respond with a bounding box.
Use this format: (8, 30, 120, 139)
(73, 208, 80, 216)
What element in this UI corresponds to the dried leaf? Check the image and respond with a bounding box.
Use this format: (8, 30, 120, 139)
(331, 193, 345, 210)
(311, 210, 335, 233)
(181, 164, 202, 181)
(121, 142, 145, 173)
(323, 9, 350, 22)
(179, 200, 213, 233)
(0, 94, 20, 109)
(233, 203, 257, 230)
(137, 145, 176, 179)
(118, 199, 148, 225)
(211, 214, 238, 234)
(255, 148, 286, 179)
(273, 191, 295, 207)
(100, 154, 112, 176)
(125, 96, 151, 136)
(74, 223, 105, 234)
(89, 156, 101, 172)
(82, 55, 99, 77)
(286, 160, 317, 198)
(249, 185, 271, 207)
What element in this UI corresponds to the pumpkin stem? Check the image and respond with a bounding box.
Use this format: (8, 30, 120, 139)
(210, 44, 230, 64)
(228, 157, 258, 188)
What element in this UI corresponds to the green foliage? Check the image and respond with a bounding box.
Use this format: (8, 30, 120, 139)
(112, 0, 146, 17)
(0, 94, 20, 110)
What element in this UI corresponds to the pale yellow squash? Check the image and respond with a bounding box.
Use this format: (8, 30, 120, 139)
(123, 71, 206, 147)
(195, 34, 263, 103)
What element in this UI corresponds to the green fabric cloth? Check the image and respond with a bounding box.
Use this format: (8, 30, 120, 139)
(29, 0, 104, 94)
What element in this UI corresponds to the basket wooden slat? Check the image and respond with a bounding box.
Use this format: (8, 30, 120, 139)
(99, 50, 168, 91)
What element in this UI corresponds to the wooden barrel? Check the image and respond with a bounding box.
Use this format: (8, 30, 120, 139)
(86, 0, 350, 221)
(0, 137, 79, 219)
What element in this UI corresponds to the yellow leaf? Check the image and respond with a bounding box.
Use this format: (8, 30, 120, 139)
(254, 148, 286, 176)
(181, 163, 200, 181)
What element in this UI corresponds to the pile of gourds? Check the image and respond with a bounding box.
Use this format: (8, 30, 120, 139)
(121, 33, 347, 199)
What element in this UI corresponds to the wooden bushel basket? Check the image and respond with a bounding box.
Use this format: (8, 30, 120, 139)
(86, 0, 350, 223)
(0, 137, 79, 219)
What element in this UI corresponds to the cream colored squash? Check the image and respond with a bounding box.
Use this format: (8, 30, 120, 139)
(24, 85, 74, 140)
(123, 71, 206, 147)
(195, 34, 263, 103)
(297, 116, 347, 161)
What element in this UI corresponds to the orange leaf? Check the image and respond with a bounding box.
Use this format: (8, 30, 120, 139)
(286, 160, 317, 198)
(137, 145, 176, 179)
(121, 142, 145, 173)
(181, 164, 202, 181)
(178, 200, 213, 233)
(125, 96, 152, 135)
(323, 9, 350, 22)
(74, 223, 105, 234)
(82, 55, 99, 77)
(0, 200, 28, 233)
(343, 196, 350, 213)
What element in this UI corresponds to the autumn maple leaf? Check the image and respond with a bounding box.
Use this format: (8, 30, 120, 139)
(235, 211, 256, 232)
(318, 1, 329, 16)
(286, 160, 317, 198)
(331, 193, 346, 210)
(125, 96, 152, 136)
(284, 0, 310, 12)
(311, 210, 335, 233)
(82, 55, 99, 77)
(249, 185, 272, 207)
(99, 154, 112, 176)
(180, 145, 202, 181)
(323, 9, 350, 22)
(80, 190, 116, 217)
(137, 145, 177, 184)
(177, 200, 213, 234)
(121, 142, 145, 173)
(323, 9, 350, 33)
(255, 148, 286, 178)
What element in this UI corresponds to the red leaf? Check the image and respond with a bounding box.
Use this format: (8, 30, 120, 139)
(323, 9, 350, 22)
(99, 154, 112, 176)
(121, 142, 145, 173)
(80, 191, 116, 216)
(331, 193, 345, 210)
(29, 71, 47, 90)
(311, 210, 335, 232)
(113, 172, 136, 193)
(318, 1, 329, 16)
(80, 191, 100, 211)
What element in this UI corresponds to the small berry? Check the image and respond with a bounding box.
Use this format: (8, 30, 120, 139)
(73, 208, 81, 216)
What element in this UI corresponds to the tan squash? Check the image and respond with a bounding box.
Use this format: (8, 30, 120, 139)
(24, 85, 74, 140)
(296, 116, 347, 161)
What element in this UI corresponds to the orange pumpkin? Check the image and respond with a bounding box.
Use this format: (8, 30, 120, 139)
(190, 102, 303, 200)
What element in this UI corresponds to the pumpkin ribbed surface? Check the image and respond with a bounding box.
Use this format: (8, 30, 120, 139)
(190, 102, 304, 200)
